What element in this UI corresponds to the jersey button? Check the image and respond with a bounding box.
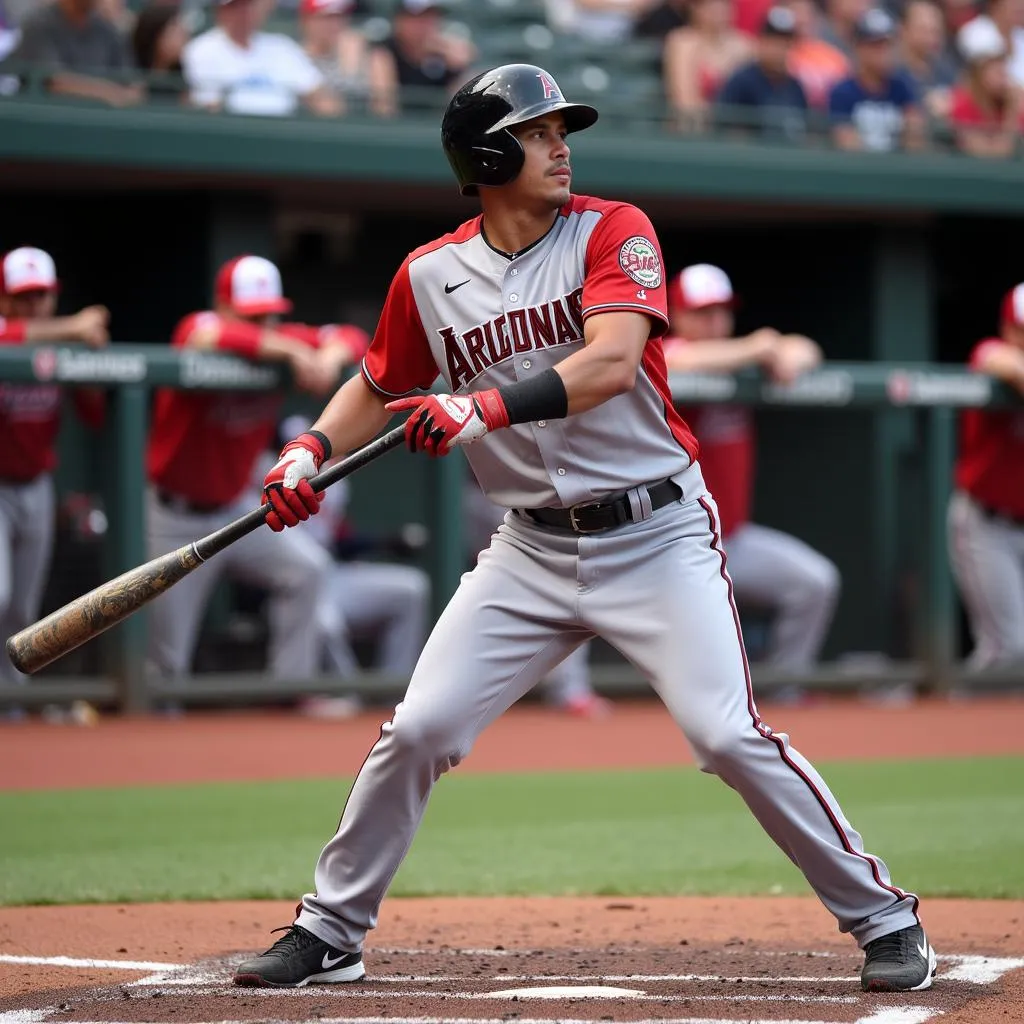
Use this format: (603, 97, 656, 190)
(509, 293, 519, 302)
(557, 468, 566, 476)
(510, 268, 519, 276)
(537, 419, 547, 428)
(522, 359, 532, 369)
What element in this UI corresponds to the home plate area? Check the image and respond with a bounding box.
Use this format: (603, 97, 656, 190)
(3, 947, 1023, 1024)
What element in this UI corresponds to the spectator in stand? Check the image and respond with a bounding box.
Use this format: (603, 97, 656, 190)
(367, 0, 474, 118)
(0, 0, 19, 62)
(716, 5, 808, 139)
(664, 0, 752, 127)
(0, 247, 108, 713)
(131, 1, 191, 100)
(298, 0, 370, 113)
(784, 0, 850, 109)
(144, 255, 358, 709)
(897, 0, 957, 118)
(829, 7, 925, 150)
(634, 0, 689, 38)
(958, 0, 1024, 86)
(6, 0, 143, 106)
(819, 0, 868, 59)
(544, 0, 661, 42)
(950, 15, 1023, 156)
(183, 0, 340, 117)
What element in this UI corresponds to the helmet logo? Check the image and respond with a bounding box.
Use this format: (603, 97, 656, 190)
(536, 71, 562, 100)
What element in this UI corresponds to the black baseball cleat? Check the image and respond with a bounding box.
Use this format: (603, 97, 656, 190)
(233, 925, 365, 987)
(861, 924, 937, 992)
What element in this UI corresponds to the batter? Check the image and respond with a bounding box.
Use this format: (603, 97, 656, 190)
(238, 63, 935, 994)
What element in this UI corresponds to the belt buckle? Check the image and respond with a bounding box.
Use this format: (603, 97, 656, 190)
(568, 500, 604, 534)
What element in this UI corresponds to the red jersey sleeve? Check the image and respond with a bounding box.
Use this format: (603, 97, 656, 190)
(71, 389, 107, 429)
(581, 204, 670, 338)
(361, 257, 439, 397)
(0, 316, 27, 344)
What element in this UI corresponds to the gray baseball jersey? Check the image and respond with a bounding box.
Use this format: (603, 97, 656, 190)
(294, 194, 922, 958)
(361, 195, 697, 509)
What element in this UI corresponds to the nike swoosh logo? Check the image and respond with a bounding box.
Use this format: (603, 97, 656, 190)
(916, 941, 930, 959)
(322, 952, 346, 969)
(445, 279, 470, 294)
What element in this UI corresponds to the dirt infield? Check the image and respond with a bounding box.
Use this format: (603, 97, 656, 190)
(3, 695, 1024, 790)
(1, 696, 1023, 1024)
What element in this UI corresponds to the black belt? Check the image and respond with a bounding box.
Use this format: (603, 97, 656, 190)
(520, 479, 682, 535)
(155, 490, 229, 515)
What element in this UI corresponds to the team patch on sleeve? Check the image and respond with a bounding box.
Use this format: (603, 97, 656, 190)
(618, 236, 663, 288)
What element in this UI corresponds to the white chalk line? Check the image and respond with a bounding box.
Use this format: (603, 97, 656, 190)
(0, 955, 183, 971)
(122, 953, 1024, 989)
(0, 1011, 942, 1024)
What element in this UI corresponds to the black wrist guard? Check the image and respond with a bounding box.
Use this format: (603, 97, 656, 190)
(496, 368, 569, 426)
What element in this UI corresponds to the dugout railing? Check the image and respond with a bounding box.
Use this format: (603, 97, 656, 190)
(0, 344, 1020, 713)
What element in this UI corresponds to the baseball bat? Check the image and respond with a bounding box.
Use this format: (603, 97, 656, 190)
(6, 424, 406, 676)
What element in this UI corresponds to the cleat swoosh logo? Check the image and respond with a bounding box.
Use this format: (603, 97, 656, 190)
(322, 952, 346, 969)
(917, 941, 930, 959)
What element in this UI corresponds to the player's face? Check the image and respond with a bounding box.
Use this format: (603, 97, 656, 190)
(671, 304, 734, 340)
(508, 113, 572, 209)
(7, 289, 56, 319)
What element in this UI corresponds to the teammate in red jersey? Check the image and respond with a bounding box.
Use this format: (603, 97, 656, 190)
(663, 263, 840, 674)
(948, 283, 1024, 669)
(144, 254, 368, 700)
(0, 247, 109, 709)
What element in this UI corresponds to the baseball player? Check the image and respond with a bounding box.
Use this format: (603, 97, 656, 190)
(144, 254, 365, 697)
(0, 246, 108, 707)
(238, 64, 934, 993)
(948, 283, 1024, 669)
(663, 263, 841, 674)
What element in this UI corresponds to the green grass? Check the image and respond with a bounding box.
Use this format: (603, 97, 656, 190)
(1, 757, 1022, 905)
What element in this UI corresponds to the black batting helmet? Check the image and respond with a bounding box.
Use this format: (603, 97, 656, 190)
(441, 64, 599, 197)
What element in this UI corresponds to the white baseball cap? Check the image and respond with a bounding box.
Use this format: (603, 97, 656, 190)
(1, 247, 58, 295)
(669, 263, 735, 311)
(1001, 283, 1024, 326)
(958, 17, 1008, 64)
(215, 255, 292, 316)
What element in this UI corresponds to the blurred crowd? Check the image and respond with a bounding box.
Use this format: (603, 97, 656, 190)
(1, 0, 1023, 157)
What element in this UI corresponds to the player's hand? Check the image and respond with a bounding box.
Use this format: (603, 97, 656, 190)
(72, 306, 110, 348)
(262, 432, 328, 532)
(766, 335, 822, 384)
(386, 390, 509, 457)
(289, 346, 336, 396)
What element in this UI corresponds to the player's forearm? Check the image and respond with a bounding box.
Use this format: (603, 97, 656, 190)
(23, 317, 88, 343)
(312, 373, 393, 456)
(553, 317, 650, 415)
(664, 336, 774, 374)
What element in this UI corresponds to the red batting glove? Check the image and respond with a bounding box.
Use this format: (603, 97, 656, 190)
(386, 389, 509, 457)
(262, 432, 328, 532)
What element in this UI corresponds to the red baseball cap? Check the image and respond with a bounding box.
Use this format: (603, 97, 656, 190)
(1, 247, 59, 295)
(668, 263, 735, 312)
(1001, 283, 1024, 327)
(215, 255, 293, 316)
(299, 0, 354, 15)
